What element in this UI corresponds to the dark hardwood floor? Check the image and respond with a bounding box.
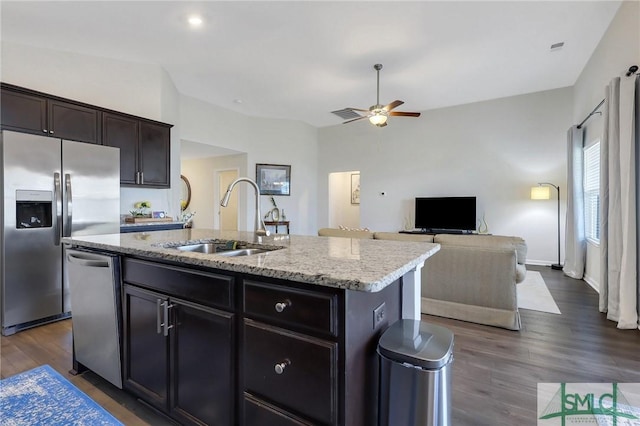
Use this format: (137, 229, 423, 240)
(423, 265, 640, 426)
(1, 265, 638, 425)
(0, 318, 174, 425)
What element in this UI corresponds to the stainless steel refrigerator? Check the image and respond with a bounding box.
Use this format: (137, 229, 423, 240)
(1, 130, 120, 335)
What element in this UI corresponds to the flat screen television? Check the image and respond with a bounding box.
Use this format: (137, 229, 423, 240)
(415, 196, 476, 233)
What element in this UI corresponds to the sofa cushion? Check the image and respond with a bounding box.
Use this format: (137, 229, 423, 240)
(317, 228, 374, 239)
(373, 232, 435, 243)
(433, 234, 527, 265)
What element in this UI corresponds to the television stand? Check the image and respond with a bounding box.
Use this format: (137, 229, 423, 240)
(399, 229, 475, 235)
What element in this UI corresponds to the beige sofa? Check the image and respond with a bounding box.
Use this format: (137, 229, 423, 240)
(317, 228, 527, 330)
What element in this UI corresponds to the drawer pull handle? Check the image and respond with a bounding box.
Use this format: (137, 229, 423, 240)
(274, 359, 291, 375)
(274, 299, 291, 313)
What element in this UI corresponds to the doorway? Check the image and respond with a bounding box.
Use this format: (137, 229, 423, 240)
(328, 171, 360, 229)
(218, 169, 239, 231)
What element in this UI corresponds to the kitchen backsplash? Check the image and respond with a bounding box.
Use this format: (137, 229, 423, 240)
(120, 187, 175, 221)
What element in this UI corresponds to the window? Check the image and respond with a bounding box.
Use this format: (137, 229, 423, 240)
(583, 140, 600, 243)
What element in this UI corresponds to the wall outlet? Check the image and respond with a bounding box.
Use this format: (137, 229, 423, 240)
(373, 302, 386, 329)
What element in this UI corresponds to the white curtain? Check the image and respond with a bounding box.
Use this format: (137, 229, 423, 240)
(563, 126, 586, 279)
(599, 74, 639, 330)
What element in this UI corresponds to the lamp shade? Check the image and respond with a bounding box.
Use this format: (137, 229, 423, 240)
(530, 186, 551, 200)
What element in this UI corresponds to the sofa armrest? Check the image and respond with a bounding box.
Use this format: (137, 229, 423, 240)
(422, 246, 518, 311)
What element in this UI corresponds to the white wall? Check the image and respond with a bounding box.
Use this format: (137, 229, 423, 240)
(328, 171, 360, 229)
(1, 41, 182, 218)
(1, 41, 319, 234)
(179, 95, 319, 235)
(571, 0, 640, 289)
(181, 153, 248, 229)
(318, 88, 573, 265)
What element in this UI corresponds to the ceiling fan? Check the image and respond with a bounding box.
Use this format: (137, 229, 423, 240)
(333, 64, 421, 127)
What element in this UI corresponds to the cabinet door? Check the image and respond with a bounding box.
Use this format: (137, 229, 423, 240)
(48, 100, 100, 144)
(171, 300, 235, 426)
(123, 285, 169, 411)
(103, 113, 139, 185)
(139, 121, 170, 187)
(245, 320, 338, 425)
(1, 88, 47, 135)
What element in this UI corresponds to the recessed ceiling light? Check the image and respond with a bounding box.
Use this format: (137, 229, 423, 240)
(188, 16, 203, 27)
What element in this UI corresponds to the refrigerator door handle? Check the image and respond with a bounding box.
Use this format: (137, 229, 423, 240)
(54, 172, 62, 246)
(64, 173, 73, 237)
(66, 252, 110, 268)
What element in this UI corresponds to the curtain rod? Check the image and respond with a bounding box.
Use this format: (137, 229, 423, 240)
(576, 65, 639, 129)
(577, 99, 605, 129)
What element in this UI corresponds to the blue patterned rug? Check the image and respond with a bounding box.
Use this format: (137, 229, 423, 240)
(0, 365, 123, 425)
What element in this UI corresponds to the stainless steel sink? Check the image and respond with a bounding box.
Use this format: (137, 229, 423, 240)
(173, 243, 273, 256)
(175, 243, 220, 254)
(216, 248, 271, 257)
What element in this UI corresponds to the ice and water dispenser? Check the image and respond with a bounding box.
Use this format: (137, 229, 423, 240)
(15, 190, 53, 229)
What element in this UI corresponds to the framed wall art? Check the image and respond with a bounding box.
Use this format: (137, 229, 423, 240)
(256, 164, 291, 196)
(351, 173, 360, 204)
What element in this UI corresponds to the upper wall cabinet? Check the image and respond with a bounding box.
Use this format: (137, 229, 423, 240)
(1, 83, 173, 188)
(1, 85, 101, 144)
(102, 112, 171, 188)
(139, 121, 171, 188)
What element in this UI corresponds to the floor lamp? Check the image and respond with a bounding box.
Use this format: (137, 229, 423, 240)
(531, 183, 562, 270)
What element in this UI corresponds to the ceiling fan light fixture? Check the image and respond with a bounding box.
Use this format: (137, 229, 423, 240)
(369, 112, 388, 126)
(336, 63, 420, 127)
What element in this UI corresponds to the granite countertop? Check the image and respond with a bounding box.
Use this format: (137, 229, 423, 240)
(62, 229, 440, 292)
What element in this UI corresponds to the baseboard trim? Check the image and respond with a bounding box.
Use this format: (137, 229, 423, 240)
(526, 260, 560, 267)
(582, 273, 599, 292)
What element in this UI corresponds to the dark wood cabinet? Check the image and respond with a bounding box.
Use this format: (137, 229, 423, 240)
(139, 121, 170, 187)
(102, 113, 171, 188)
(122, 259, 235, 425)
(171, 299, 234, 426)
(123, 285, 169, 409)
(245, 320, 338, 424)
(1, 83, 172, 186)
(48, 99, 100, 143)
(243, 281, 339, 425)
(102, 113, 139, 185)
(1, 87, 101, 144)
(116, 255, 403, 426)
(1, 88, 47, 135)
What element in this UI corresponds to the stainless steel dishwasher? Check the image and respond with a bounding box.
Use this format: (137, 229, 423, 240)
(65, 248, 122, 388)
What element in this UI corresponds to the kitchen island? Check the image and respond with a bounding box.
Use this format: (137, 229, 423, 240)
(64, 229, 439, 426)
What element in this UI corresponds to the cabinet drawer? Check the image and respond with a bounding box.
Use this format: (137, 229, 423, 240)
(244, 280, 337, 337)
(245, 393, 315, 426)
(123, 258, 233, 309)
(244, 320, 337, 425)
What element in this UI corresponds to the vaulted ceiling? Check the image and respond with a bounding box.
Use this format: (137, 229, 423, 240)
(1, 1, 621, 127)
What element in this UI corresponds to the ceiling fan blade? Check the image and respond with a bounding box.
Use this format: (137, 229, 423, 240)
(343, 116, 369, 124)
(389, 111, 421, 117)
(346, 107, 371, 113)
(383, 100, 404, 111)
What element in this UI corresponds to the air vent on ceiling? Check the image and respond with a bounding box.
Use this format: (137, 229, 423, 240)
(331, 108, 362, 120)
(550, 42, 565, 51)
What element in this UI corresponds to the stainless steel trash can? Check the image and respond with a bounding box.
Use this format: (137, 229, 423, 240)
(378, 319, 454, 426)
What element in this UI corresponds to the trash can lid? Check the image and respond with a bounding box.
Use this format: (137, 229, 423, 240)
(378, 319, 454, 369)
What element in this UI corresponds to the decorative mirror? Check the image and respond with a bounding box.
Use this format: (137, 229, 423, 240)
(180, 175, 192, 210)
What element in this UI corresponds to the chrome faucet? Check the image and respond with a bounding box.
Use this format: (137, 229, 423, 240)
(220, 177, 270, 237)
